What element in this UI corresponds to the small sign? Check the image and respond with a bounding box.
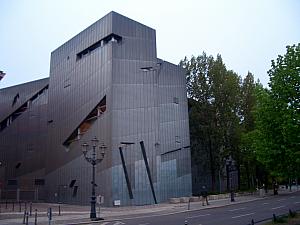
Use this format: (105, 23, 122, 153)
(113, 200, 121, 206)
(97, 195, 104, 204)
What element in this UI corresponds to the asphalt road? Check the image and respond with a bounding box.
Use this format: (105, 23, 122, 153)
(97, 192, 300, 225)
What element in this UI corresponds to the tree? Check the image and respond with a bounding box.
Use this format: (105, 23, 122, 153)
(181, 53, 242, 191)
(181, 53, 220, 192)
(254, 44, 300, 181)
(239, 73, 260, 189)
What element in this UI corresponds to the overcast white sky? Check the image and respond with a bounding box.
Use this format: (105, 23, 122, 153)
(0, 0, 299, 89)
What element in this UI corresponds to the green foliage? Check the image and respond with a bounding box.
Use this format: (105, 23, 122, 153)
(253, 44, 300, 179)
(182, 44, 299, 191)
(181, 53, 245, 190)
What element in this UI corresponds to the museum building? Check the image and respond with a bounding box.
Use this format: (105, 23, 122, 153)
(0, 11, 191, 206)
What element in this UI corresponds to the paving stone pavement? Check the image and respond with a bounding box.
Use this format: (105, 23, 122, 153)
(0, 187, 298, 225)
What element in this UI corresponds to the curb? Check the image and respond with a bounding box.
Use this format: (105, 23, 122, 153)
(67, 190, 300, 225)
(2, 190, 299, 225)
(67, 197, 262, 225)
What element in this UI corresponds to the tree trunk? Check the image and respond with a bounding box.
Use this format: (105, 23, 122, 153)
(245, 162, 250, 189)
(237, 164, 241, 190)
(208, 135, 216, 192)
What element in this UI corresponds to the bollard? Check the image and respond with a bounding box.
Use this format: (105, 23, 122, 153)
(184, 220, 188, 225)
(47, 207, 52, 225)
(251, 219, 255, 225)
(25, 212, 29, 225)
(188, 198, 191, 210)
(19, 201, 22, 212)
(34, 209, 37, 225)
(12, 202, 14, 211)
(29, 202, 32, 216)
(58, 204, 61, 216)
(5, 200, 7, 209)
(23, 210, 26, 224)
(98, 204, 100, 217)
(273, 213, 277, 222)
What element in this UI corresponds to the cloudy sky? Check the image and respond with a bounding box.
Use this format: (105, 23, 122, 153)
(0, 0, 299, 88)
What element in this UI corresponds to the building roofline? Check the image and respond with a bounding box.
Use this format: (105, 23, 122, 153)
(51, 11, 156, 54)
(0, 77, 49, 91)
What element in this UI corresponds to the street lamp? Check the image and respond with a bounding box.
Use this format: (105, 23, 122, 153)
(82, 137, 106, 220)
(226, 156, 235, 202)
(0, 70, 6, 81)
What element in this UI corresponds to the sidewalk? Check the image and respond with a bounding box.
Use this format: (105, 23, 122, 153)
(0, 188, 298, 225)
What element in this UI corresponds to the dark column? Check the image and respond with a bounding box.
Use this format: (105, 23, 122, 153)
(119, 147, 134, 199)
(140, 141, 157, 204)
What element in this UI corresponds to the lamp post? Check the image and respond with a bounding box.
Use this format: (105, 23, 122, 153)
(226, 157, 235, 202)
(0, 70, 6, 81)
(82, 137, 106, 220)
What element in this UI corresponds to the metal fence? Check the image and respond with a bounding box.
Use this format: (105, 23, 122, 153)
(0, 188, 45, 202)
(246, 208, 300, 225)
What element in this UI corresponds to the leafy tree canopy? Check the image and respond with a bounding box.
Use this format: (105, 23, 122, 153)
(254, 44, 300, 178)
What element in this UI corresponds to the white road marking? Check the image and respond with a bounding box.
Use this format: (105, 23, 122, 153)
(113, 222, 126, 225)
(138, 224, 149, 225)
(294, 202, 300, 204)
(229, 207, 246, 212)
(271, 205, 285, 210)
(277, 198, 286, 201)
(232, 213, 254, 219)
(262, 203, 269, 205)
(290, 196, 295, 199)
(187, 213, 211, 219)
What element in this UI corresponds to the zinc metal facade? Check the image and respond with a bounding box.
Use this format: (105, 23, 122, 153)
(0, 79, 49, 199)
(0, 11, 191, 206)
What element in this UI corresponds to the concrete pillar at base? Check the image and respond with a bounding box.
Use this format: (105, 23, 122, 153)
(34, 188, 38, 201)
(17, 188, 20, 202)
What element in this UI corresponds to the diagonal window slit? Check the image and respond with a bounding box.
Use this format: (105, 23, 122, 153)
(63, 96, 106, 151)
(0, 85, 48, 132)
(76, 33, 122, 61)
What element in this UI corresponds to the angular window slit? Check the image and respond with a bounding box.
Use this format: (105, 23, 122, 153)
(12, 93, 19, 106)
(140, 66, 153, 72)
(15, 162, 21, 169)
(69, 179, 76, 188)
(35, 179, 45, 186)
(173, 97, 179, 104)
(76, 33, 122, 61)
(63, 96, 106, 150)
(64, 78, 71, 88)
(7, 179, 17, 186)
(0, 85, 49, 132)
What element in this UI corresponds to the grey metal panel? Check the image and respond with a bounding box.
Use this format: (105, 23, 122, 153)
(50, 12, 113, 70)
(0, 78, 49, 122)
(110, 16, 191, 203)
(45, 11, 116, 206)
(1, 11, 191, 206)
(0, 79, 49, 190)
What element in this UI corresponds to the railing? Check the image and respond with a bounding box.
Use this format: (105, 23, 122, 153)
(246, 209, 299, 225)
(0, 188, 45, 202)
